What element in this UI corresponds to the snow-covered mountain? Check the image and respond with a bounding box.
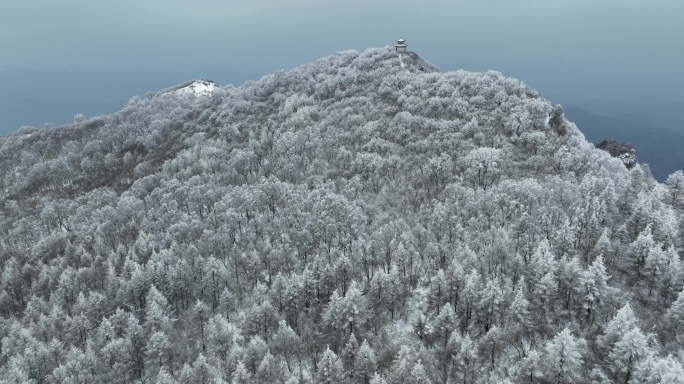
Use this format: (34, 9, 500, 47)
(0, 48, 682, 383)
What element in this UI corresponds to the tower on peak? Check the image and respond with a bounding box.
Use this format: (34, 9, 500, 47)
(395, 38, 407, 52)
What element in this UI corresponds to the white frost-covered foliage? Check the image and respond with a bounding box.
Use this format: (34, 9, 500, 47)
(0, 47, 682, 383)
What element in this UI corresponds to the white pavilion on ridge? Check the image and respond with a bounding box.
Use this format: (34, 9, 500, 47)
(395, 38, 407, 52)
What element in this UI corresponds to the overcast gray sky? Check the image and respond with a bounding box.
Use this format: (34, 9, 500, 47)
(2, 1, 683, 99)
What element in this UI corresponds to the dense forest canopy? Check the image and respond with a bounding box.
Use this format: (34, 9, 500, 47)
(1, 48, 683, 383)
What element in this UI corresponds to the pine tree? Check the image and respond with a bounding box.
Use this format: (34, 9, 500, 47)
(192, 353, 221, 384)
(190, 299, 212, 352)
(478, 325, 504, 372)
(101, 337, 136, 382)
(627, 225, 656, 278)
(48, 346, 98, 384)
(145, 331, 171, 375)
(95, 317, 117, 349)
(272, 320, 301, 372)
(145, 284, 174, 334)
(322, 282, 367, 345)
(580, 256, 613, 324)
(256, 350, 287, 384)
(532, 271, 557, 324)
(155, 367, 179, 384)
(477, 278, 504, 333)
(386, 346, 414, 384)
(591, 229, 613, 266)
(665, 170, 684, 208)
(231, 361, 252, 384)
(429, 303, 459, 347)
(4, 355, 34, 384)
(243, 336, 268, 374)
(506, 279, 530, 330)
(460, 270, 480, 333)
(341, 332, 359, 376)
(541, 328, 586, 384)
(244, 298, 280, 342)
(426, 269, 448, 314)
(643, 246, 669, 297)
(607, 327, 650, 384)
(369, 372, 388, 384)
(315, 346, 345, 384)
(353, 340, 377, 384)
(449, 332, 478, 384)
(178, 363, 194, 384)
(205, 313, 239, 362)
(556, 256, 582, 311)
(632, 354, 684, 384)
(530, 239, 557, 284)
(597, 303, 640, 354)
(658, 247, 683, 303)
(517, 349, 543, 383)
(664, 288, 684, 344)
(408, 360, 432, 384)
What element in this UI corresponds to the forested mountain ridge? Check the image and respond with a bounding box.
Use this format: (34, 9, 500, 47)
(1, 47, 683, 383)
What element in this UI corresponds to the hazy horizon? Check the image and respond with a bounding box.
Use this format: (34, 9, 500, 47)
(3, 1, 683, 74)
(1, 1, 683, 134)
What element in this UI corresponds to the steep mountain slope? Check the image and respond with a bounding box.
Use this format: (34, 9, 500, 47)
(1, 48, 683, 383)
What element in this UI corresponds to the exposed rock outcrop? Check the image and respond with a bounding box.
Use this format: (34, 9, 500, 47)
(595, 140, 637, 168)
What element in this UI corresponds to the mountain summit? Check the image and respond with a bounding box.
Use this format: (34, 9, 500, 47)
(0, 48, 682, 383)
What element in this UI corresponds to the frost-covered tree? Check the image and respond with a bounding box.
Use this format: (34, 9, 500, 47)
(386, 346, 416, 384)
(353, 340, 377, 384)
(145, 285, 174, 335)
(256, 350, 287, 384)
(540, 328, 586, 384)
(448, 332, 478, 384)
(607, 328, 651, 384)
(632, 354, 684, 384)
(665, 170, 684, 208)
(315, 347, 345, 384)
(664, 288, 684, 344)
(322, 282, 367, 346)
(231, 361, 252, 384)
(0, 47, 680, 383)
(579, 256, 613, 323)
(597, 303, 640, 354)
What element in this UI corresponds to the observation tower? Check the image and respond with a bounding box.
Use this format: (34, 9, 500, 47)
(395, 38, 407, 52)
